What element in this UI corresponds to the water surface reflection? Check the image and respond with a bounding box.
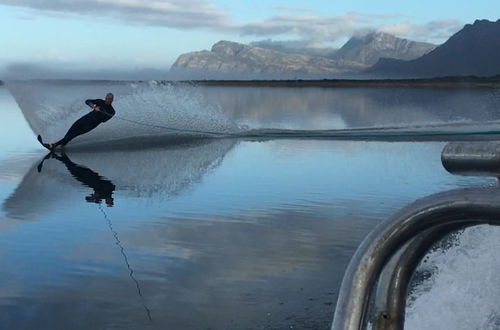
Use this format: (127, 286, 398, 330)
(200, 86, 500, 129)
(38, 152, 116, 206)
(4, 139, 236, 219)
(0, 139, 494, 329)
(1, 81, 498, 329)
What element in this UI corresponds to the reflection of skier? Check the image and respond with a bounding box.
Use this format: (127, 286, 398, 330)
(37, 93, 116, 151)
(38, 152, 116, 207)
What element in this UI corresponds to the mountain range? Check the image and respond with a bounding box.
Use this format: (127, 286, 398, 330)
(170, 32, 435, 79)
(170, 19, 500, 79)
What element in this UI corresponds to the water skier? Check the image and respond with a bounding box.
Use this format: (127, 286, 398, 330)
(38, 93, 116, 151)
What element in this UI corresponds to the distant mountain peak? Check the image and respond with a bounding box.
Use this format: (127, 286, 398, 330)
(368, 19, 500, 77)
(333, 32, 436, 66)
(473, 19, 497, 25)
(355, 31, 395, 41)
(211, 40, 247, 57)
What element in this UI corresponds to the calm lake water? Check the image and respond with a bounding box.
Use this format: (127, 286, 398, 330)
(0, 83, 498, 329)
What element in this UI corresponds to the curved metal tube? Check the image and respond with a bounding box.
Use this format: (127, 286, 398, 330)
(372, 222, 472, 330)
(331, 188, 500, 330)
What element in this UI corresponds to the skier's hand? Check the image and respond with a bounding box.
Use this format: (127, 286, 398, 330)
(94, 106, 100, 112)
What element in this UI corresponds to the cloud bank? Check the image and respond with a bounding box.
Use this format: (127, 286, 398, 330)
(0, 0, 463, 45)
(0, 62, 171, 80)
(0, 0, 230, 29)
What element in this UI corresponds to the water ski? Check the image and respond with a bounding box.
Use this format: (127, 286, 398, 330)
(37, 135, 55, 152)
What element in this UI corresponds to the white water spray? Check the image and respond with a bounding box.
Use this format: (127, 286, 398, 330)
(6, 80, 241, 145)
(406, 225, 500, 330)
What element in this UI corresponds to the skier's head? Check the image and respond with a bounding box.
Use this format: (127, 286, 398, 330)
(105, 93, 114, 105)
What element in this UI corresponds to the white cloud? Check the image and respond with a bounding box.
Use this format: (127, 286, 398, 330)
(379, 19, 464, 43)
(0, 0, 464, 45)
(238, 13, 461, 46)
(271, 5, 314, 13)
(0, 0, 231, 29)
(240, 12, 364, 45)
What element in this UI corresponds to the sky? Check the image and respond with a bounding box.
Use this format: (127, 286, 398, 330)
(0, 0, 498, 79)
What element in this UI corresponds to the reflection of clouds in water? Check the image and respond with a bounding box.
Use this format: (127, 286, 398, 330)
(263, 139, 365, 158)
(306, 112, 348, 130)
(0, 204, 377, 330)
(257, 140, 441, 169)
(254, 112, 348, 130)
(2, 139, 236, 219)
(199, 86, 500, 129)
(0, 155, 42, 183)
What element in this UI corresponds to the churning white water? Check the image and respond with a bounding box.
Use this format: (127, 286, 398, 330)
(406, 225, 500, 330)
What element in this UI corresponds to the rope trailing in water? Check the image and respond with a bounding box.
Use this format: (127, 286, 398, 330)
(114, 115, 241, 137)
(113, 114, 500, 139)
(98, 204, 153, 322)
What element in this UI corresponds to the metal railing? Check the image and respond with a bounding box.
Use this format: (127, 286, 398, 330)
(331, 142, 500, 330)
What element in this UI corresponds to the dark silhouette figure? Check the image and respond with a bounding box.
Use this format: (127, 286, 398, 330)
(38, 152, 115, 206)
(38, 93, 116, 150)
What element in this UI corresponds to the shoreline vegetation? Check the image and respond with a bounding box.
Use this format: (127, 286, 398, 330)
(191, 76, 500, 88)
(1, 76, 500, 88)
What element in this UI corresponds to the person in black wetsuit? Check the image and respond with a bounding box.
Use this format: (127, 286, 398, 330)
(38, 93, 116, 150)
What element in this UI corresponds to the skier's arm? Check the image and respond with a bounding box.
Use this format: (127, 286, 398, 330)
(85, 99, 101, 111)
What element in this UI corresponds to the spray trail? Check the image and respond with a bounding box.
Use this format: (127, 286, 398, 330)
(6, 80, 500, 146)
(6, 80, 241, 145)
